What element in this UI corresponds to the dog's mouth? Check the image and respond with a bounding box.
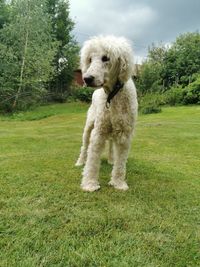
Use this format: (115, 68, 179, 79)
(93, 84, 104, 88)
(83, 74, 105, 88)
(84, 82, 104, 88)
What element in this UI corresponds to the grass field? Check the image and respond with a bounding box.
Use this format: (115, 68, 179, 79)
(0, 103, 200, 267)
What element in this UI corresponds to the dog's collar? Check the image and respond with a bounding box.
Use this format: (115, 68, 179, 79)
(106, 80, 124, 108)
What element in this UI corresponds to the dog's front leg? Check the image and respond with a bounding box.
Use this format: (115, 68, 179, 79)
(81, 128, 106, 192)
(109, 138, 131, 190)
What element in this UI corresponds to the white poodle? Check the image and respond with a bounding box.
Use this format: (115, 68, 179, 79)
(76, 35, 138, 192)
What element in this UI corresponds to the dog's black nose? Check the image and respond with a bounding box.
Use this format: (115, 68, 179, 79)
(84, 76, 94, 86)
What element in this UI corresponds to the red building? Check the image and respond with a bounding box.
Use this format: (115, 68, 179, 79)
(74, 69, 84, 86)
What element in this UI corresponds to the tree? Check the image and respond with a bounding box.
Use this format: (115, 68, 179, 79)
(148, 43, 167, 64)
(162, 32, 200, 87)
(0, 0, 58, 112)
(0, 0, 10, 29)
(136, 32, 200, 94)
(47, 0, 79, 101)
(136, 61, 163, 94)
(136, 44, 166, 94)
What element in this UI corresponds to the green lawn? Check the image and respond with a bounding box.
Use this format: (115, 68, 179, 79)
(0, 103, 200, 267)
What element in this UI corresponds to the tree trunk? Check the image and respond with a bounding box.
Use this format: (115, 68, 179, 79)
(12, 29, 29, 109)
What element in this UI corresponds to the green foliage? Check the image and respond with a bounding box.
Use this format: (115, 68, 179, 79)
(163, 76, 200, 106)
(136, 61, 163, 94)
(139, 92, 164, 108)
(47, 0, 79, 101)
(164, 86, 185, 106)
(182, 76, 200, 104)
(162, 32, 200, 87)
(0, 42, 18, 112)
(148, 43, 167, 63)
(0, 0, 78, 113)
(137, 32, 200, 98)
(137, 31, 200, 110)
(0, 0, 10, 29)
(136, 44, 168, 95)
(0, 0, 58, 112)
(138, 92, 163, 114)
(72, 86, 94, 103)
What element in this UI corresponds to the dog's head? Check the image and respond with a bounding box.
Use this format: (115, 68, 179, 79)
(80, 35, 134, 90)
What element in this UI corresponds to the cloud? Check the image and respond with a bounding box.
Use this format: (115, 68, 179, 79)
(69, 0, 200, 62)
(70, 1, 157, 39)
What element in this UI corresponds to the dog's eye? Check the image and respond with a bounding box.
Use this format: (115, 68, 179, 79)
(88, 58, 92, 63)
(102, 55, 109, 62)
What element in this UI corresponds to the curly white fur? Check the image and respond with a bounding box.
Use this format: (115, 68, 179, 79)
(76, 35, 138, 192)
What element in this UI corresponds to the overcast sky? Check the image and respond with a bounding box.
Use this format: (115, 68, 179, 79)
(70, 0, 200, 63)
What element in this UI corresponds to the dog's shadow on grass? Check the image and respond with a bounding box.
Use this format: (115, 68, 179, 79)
(99, 157, 157, 187)
(100, 156, 183, 189)
(75, 157, 186, 212)
(75, 156, 184, 200)
(100, 157, 162, 183)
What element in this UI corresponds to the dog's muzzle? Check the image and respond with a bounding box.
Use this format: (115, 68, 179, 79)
(83, 75, 95, 87)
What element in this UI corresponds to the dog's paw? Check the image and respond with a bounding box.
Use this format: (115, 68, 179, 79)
(108, 180, 129, 191)
(81, 182, 100, 192)
(107, 159, 114, 165)
(75, 159, 85, 166)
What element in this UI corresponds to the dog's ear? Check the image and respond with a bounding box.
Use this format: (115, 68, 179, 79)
(118, 49, 134, 83)
(111, 38, 134, 83)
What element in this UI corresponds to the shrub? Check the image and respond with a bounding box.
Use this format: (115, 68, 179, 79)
(72, 86, 94, 103)
(138, 92, 163, 114)
(182, 77, 200, 104)
(163, 76, 200, 105)
(138, 92, 164, 113)
(164, 86, 184, 106)
(0, 86, 47, 113)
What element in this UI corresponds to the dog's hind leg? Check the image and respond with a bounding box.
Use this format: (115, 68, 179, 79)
(75, 116, 94, 167)
(108, 139, 114, 165)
